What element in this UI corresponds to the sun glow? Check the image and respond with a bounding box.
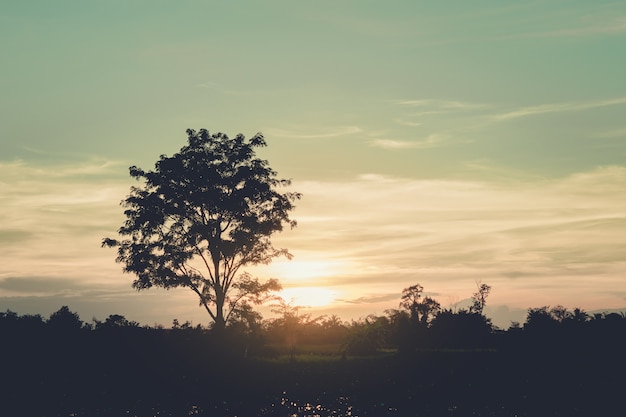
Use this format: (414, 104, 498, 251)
(279, 286, 337, 307)
(267, 259, 345, 281)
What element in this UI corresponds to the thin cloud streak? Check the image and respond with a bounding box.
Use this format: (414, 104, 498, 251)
(395, 99, 487, 110)
(369, 135, 443, 150)
(514, 17, 626, 39)
(393, 118, 422, 127)
(491, 97, 626, 121)
(593, 127, 626, 139)
(267, 126, 362, 139)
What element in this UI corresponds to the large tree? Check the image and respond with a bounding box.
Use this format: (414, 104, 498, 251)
(103, 129, 301, 330)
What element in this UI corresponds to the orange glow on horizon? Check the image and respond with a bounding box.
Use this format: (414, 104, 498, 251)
(264, 258, 347, 281)
(279, 286, 337, 307)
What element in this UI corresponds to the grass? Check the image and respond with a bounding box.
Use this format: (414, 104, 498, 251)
(255, 343, 400, 363)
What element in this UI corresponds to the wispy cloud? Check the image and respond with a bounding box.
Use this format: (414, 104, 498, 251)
(0, 159, 125, 179)
(369, 135, 443, 150)
(517, 16, 626, 38)
(491, 97, 626, 121)
(341, 293, 399, 305)
(5, 159, 626, 328)
(593, 127, 626, 139)
(0, 160, 129, 287)
(388, 98, 486, 145)
(263, 166, 626, 323)
(393, 118, 422, 127)
(395, 99, 486, 110)
(267, 126, 362, 139)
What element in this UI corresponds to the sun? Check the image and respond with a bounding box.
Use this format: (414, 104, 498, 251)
(279, 286, 336, 307)
(265, 259, 345, 281)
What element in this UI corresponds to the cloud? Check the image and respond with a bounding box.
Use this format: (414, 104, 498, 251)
(491, 97, 626, 121)
(0, 276, 130, 299)
(593, 127, 626, 139)
(266, 126, 362, 139)
(368, 135, 443, 149)
(0, 159, 126, 180)
(0, 229, 32, 245)
(517, 17, 626, 38)
(264, 166, 626, 316)
(0, 160, 130, 288)
(341, 293, 399, 305)
(393, 118, 422, 127)
(5, 159, 626, 327)
(0, 277, 83, 294)
(395, 99, 486, 110)
(389, 98, 489, 138)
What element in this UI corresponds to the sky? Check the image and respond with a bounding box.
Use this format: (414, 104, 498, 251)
(2, 0, 626, 329)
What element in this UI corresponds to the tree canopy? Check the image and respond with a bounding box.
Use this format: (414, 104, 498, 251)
(103, 129, 301, 330)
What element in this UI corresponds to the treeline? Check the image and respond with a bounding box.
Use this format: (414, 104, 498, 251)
(2, 283, 626, 358)
(2, 286, 626, 416)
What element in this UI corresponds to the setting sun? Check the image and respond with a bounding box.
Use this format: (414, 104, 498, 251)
(279, 286, 337, 307)
(267, 259, 345, 281)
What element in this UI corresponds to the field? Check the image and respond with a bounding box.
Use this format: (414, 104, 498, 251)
(4, 334, 624, 416)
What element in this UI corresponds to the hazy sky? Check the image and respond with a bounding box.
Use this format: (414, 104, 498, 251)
(2, 1, 626, 328)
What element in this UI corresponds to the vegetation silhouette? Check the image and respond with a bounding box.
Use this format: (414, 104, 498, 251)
(103, 129, 300, 331)
(8, 129, 621, 415)
(2, 284, 625, 416)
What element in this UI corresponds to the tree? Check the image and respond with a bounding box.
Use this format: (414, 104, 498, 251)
(429, 308, 493, 348)
(343, 315, 388, 356)
(267, 300, 322, 361)
(400, 283, 423, 323)
(400, 284, 440, 325)
(48, 306, 83, 332)
(94, 314, 140, 330)
(103, 129, 300, 330)
(523, 306, 556, 335)
(416, 296, 441, 325)
(469, 282, 491, 315)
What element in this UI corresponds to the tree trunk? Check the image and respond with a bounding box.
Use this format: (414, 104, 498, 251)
(214, 290, 226, 331)
(212, 251, 226, 332)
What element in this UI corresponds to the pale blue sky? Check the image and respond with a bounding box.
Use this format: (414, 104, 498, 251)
(2, 1, 626, 327)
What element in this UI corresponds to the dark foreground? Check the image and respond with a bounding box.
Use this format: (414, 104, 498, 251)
(3, 330, 624, 417)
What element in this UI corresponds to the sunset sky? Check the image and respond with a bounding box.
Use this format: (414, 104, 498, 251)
(2, 1, 626, 328)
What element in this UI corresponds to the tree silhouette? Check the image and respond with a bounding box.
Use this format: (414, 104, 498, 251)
(267, 301, 302, 360)
(400, 284, 440, 325)
(94, 314, 140, 329)
(343, 315, 388, 356)
(103, 129, 300, 330)
(429, 309, 493, 348)
(469, 282, 491, 315)
(48, 306, 83, 332)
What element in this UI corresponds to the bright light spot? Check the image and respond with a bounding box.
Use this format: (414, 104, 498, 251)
(268, 259, 344, 281)
(280, 286, 336, 307)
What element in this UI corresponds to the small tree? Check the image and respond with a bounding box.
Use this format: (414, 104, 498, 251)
(267, 300, 323, 361)
(469, 282, 491, 315)
(400, 283, 423, 323)
(400, 284, 440, 325)
(103, 129, 300, 330)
